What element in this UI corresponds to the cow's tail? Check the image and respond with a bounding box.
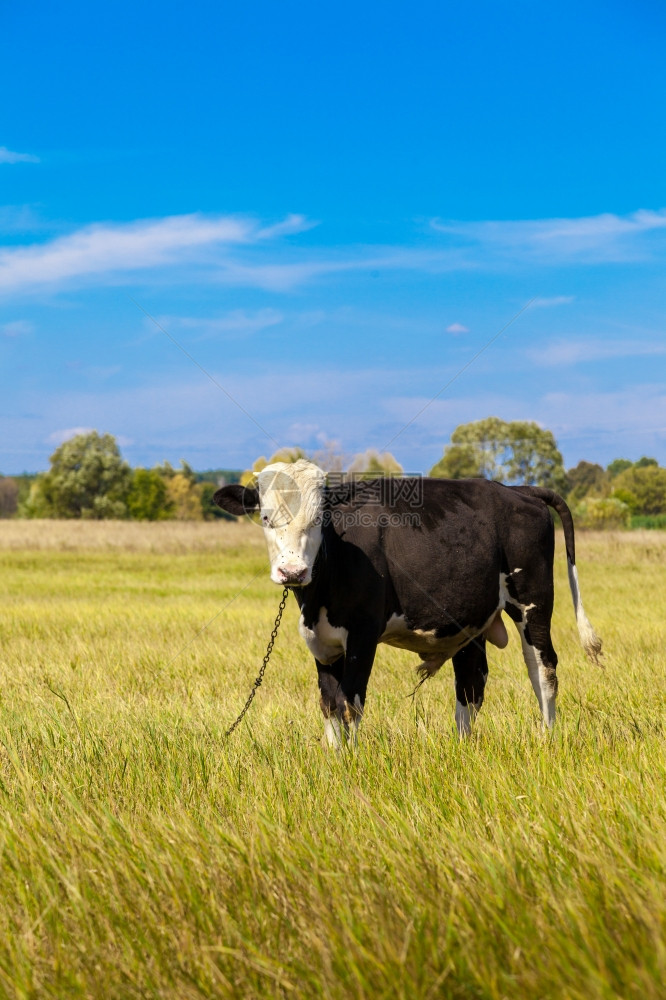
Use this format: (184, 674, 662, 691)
(513, 486, 603, 664)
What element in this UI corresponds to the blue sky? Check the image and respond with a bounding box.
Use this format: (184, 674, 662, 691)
(1, 0, 665, 474)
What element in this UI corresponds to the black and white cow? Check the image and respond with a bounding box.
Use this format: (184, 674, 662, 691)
(214, 460, 601, 744)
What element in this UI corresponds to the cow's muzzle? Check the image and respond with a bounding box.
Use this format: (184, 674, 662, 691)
(277, 564, 309, 586)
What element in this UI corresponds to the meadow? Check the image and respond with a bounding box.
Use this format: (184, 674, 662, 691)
(0, 519, 665, 999)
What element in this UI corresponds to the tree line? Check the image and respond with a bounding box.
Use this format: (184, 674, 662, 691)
(0, 422, 664, 527)
(0, 432, 238, 521)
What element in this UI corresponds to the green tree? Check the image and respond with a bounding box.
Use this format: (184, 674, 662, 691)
(429, 443, 481, 479)
(152, 460, 198, 484)
(127, 468, 173, 520)
(23, 432, 131, 519)
(565, 461, 608, 504)
(613, 465, 666, 515)
(634, 456, 658, 469)
(166, 473, 204, 520)
(607, 458, 633, 478)
(347, 449, 403, 478)
(609, 486, 639, 514)
(430, 418, 566, 489)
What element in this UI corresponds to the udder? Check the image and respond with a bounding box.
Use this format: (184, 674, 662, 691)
(484, 611, 508, 649)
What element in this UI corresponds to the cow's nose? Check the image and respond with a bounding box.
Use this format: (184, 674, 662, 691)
(277, 564, 308, 585)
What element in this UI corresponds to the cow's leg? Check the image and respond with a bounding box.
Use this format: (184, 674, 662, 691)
(452, 638, 488, 736)
(504, 562, 559, 729)
(317, 636, 377, 748)
(339, 635, 377, 744)
(517, 616, 558, 729)
(316, 655, 345, 748)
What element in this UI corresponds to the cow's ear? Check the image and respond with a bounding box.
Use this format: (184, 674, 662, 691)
(213, 484, 260, 516)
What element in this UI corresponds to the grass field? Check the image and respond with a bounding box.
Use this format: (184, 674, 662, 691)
(0, 520, 665, 999)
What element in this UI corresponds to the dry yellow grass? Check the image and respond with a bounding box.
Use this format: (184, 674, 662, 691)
(5, 517, 665, 555)
(0, 517, 264, 552)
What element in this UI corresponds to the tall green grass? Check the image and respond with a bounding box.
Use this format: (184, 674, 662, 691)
(631, 514, 666, 530)
(0, 522, 665, 999)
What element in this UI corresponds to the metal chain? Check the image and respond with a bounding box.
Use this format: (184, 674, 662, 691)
(223, 587, 290, 739)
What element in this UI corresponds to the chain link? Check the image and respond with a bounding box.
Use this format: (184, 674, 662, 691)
(223, 587, 290, 739)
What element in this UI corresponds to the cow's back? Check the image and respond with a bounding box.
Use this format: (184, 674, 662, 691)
(346, 477, 553, 635)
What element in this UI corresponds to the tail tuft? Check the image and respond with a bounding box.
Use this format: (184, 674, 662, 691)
(578, 613, 603, 665)
(567, 560, 603, 665)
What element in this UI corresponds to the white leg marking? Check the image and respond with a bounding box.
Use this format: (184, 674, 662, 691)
(455, 700, 473, 737)
(455, 697, 482, 737)
(324, 715, 343, 749)
(323, 695, 363, 749)
(518, 625, 556, 729)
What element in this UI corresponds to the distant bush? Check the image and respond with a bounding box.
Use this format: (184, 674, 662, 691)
(610, 487, 639, 513)
(573, 497, 631, 530)
(613, 465, 666, 516)
(127, 468, 173, 521)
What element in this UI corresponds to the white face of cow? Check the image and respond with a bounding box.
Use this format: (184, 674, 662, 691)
(257, 460, 326, 586)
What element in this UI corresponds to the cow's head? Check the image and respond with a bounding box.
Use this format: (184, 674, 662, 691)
(213, 459, 326, 586)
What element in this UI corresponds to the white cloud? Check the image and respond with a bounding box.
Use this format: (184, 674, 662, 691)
(0, 147, 40, 164)
(0, 213, 303, 295)
(256, 214, 316, 239)
(47, 426, 94, 445)
(1, 206, 665, 302)
(527, 338, 666, 366)
(46, 426, 132, 449)
(446, 322, 469, 334)
(160, 308, 284, 337)
(431, 209, 666, 264)
(210, 208, 666, 291)
(4, 211, 459, 297)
